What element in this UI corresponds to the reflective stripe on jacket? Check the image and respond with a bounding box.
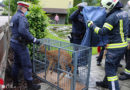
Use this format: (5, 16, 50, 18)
(94, 9, 129, 49)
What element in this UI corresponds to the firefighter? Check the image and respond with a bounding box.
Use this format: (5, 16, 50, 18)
(87, 0, 128, 90)
(69, 2, 87, 44)
(10, 1, 41, 90)
(119, 0, 130, 80)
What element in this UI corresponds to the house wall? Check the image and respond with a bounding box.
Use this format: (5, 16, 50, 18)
(40, 0, 74, 24)
(40, 0, 73, 9)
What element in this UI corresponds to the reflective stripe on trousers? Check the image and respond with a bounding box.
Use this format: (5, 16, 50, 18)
(105, 47, 126, 90)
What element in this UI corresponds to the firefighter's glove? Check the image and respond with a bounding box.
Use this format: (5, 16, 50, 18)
(78, 6, 84, 11)
(87, 21, 94, 28)
(77, 2, 87, 11)
(33, 38, 41, 44)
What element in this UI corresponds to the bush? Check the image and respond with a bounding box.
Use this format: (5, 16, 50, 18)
(2, 11, 8, 16)
(26, 4, 49, 38)
(26, 4, 49, 59)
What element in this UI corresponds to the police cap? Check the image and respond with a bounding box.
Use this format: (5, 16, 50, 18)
(17, 1, 29, 10)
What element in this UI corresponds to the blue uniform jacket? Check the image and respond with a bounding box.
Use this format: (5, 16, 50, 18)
(127, 19, 130, 43)
(10, 10, 34, 45)
(96, 9, 129, 44)
(69, 10, 86, 37)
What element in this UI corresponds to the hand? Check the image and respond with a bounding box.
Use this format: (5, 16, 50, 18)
(33, 38, 41, 44)
(78, 6, 84, 11)
(35, 39, 41, 44)
(77, 2, 87, 11)
(87, 20, 93, 28)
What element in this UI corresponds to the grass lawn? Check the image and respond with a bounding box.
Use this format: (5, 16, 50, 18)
(44, 29, 97, 55)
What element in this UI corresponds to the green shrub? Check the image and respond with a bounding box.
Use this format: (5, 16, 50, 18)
(26, 4, 49, 59)
(26, 4, 49, 38)
(2, 11, 8, 16)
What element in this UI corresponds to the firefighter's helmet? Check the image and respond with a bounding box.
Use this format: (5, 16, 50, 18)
(101, 0, 119, 10)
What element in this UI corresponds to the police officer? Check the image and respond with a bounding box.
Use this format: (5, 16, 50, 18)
(10, 1, 41, 90)
(87, 0, 128, 90)
(69, 2, 87, 45)
(119, 0, 130, 80)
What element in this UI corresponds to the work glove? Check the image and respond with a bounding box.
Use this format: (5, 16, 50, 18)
(87, 20, 94, 28)
(33, 38, 41, 44)
(77, 2, 87, 11)
(78, 6, 84, 11)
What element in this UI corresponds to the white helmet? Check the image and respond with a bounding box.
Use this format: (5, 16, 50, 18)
(77, 2, 88, 7)
(101, 0, 119, 10)
(127, 0, 130, 7)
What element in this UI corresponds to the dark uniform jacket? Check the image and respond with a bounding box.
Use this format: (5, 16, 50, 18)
(69, 10, 86, 44)
(92, 5, 129, 49)
(128, 20, 130, 40)
(10, 10, 34, 45)
(70, 10, 86, 35)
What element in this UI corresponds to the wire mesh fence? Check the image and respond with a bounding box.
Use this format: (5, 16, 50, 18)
(33, 38, 92, 90)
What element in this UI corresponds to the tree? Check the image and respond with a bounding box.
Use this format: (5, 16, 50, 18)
(3, 0, 39, 15)
(73, 0, 82, 6)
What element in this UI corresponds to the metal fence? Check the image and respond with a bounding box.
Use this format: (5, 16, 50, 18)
(33, 38, 92, 90)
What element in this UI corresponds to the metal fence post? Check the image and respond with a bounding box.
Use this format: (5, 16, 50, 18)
(57, 48, 61, 88)
(83, 48, 92, 90)
(71, 51, 78, 90)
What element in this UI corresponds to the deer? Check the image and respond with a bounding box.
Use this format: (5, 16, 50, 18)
(39, 44, 74, 83)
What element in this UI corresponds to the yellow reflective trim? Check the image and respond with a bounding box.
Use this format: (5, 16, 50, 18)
(107, 76, 118, 81)
(125, 69, 130, 73)
(105, 23, 113, 28)
(107, 42, 128, 49)
(104, 25, 111, 30)
(119, 20, 125, 42)
(103, 23, 113, 31)
(94, 27, 100, 34)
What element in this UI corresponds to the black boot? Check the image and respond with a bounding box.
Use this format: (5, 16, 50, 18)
(27, 80, 41, 90)
(119, 73, 130, 80)
(96, 76, 108, 88)
(13, 78, 20, 87)
(118, 64, 122, 67)
(97, 61, 101, 66)
(120, 72, 125, 75)
(96, 81, 109, 88)
(13, 80, 19, 87)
